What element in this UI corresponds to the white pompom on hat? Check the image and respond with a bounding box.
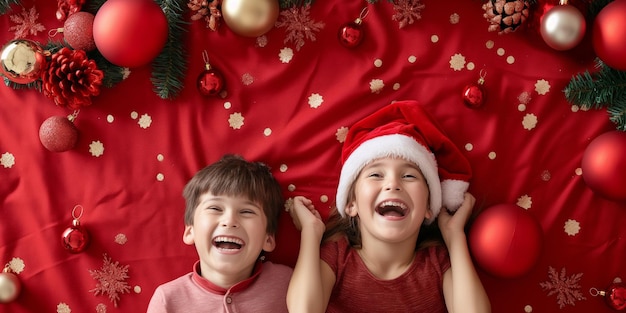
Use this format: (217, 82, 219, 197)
(336, 100, 472, 224)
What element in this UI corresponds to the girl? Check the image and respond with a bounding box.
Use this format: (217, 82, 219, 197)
(287, 101, 491, 313)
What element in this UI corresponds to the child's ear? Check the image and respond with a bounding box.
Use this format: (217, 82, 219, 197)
(345, 202, 358, 217)
(262, 234, 276, 252)
(182, 225, 195, 245)
(424, 205, 434, 220)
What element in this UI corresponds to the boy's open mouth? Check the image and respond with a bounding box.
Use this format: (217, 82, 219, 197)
(375, 201, 408, 217)
(212, 236, 244, 250)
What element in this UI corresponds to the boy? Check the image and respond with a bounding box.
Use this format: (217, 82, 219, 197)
(147, 154, 292, 313)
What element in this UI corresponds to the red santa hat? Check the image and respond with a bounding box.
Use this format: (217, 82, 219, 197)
(336, 100, 472, 224)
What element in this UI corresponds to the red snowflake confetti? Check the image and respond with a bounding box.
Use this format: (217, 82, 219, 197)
(89, 254, 131, 307)
(275, 5, 325, 51)
(391, 0, 425, 29)
(540, 266, 587, 309)
(8, 6, 46, 39)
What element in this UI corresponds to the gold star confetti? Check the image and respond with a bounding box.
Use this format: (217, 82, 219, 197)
(336, 126, 349, 143)
(138, 114, 152, 129)
(449, 53, 466, 71)
(89, 141, 104, 157)
(517, 195, 532, 210)
(535, 79, 550, 95)
(522, 113, 538, 130)
(308, 93, 323, 108)
(1, 152, 15, 168)
(8, 257, 25, 273)
(369, 79, 384, 93)
(56, 303, 71, 313)
(564, 219, 580, 236)
(228, 112, 244, 129)
(279, 47, 293, 63)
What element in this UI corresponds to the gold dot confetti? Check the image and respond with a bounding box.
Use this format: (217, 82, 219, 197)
(485, 40, 495, 49)
(156, 154, 164, 161)
(408, 55, 417, 63)
(107, 115, 114, 123)
(156, 173, 164, 181)
(488, 151, 497, 160)
(465, 143, 474, 151)
(263, 128, 272, 136)
(320, 195, 329, 203)
(496, 48, 505, 56)
(224, 101, 232, 109)
(288, 184, 296, 192)
(431, 35, 439, 43)
(374, 59, 383, 67)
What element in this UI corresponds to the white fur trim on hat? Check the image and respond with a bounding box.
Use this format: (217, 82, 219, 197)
(336, 134, 443, 224)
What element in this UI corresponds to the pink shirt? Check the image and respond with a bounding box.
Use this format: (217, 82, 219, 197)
(147, 260, 292, 313)
(321, 238, 451, 313)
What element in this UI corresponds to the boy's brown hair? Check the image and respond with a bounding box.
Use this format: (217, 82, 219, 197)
(182, 154, 284, 234)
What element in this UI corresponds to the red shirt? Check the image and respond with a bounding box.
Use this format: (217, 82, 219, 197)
(321, 238, 451, 313)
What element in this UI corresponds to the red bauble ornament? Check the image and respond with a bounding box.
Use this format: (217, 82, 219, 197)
(462, 70, 486, 109)
(469, 203, 543, 278)
(62, 205, 90, 253)
(339, 7, 368, 48)
(0, 266, 20, 303)
(197, 51, 225, 97)
(591, 282, 626, 311)
(93, 0, 168, 68)
(581, 131, 626, 202)
(592, 0, 626, 71)
(39, 115, 79, 152)
(63, 11, 96, 51)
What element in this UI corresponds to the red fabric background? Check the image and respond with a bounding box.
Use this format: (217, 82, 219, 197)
(1, 0, 624, 312)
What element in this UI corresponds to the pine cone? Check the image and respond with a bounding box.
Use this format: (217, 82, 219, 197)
(188, 0, 222, 31)
(482, 0, 530, 34)
(42, 47, 104, 110)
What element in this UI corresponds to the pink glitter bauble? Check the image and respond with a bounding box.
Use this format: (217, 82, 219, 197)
(64, 12, 96, 51)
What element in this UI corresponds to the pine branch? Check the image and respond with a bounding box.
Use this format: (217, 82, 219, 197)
(279, 0, 314, 9)
(84, 0, 107, 14)
(608, 100, 626, 131)
(151, 0, 189, 100)
(0, 0, 19, 15)
(589, 0, 614, 18)
(564, 59, 626, 109)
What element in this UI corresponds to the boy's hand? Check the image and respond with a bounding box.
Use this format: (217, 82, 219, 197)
(438, 192, 475, 246)
(287, 196, 325, 237)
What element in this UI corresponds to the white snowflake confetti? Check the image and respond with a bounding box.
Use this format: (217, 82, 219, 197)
(256, 35, 268, 47)
(540, 266, 586, 309)
(89, 254, 131, 307)
(336, 127, 348, 143)
(275, 5, 325, 51)
(564, 219, 581, 236)
(370, 79, 384, 94)
(57, 302, 71, 313)
(1, 152, 15, 168)
(449, 53, 466, 71)
(522, 113, 538, 130)
(89, 141, 104, 157)
(9, 6, 45, 39)
(242, 73, 254, 85)
(95, 303, 107, 313)
(114, 233, 128, 245)
(308, 93, 323, 108)
(228, 112, 244, 129)
(535, 79, 551, 95)
(517, 195, 532, 210)
(518, 91, 532, 104)
(8, 257, 25, 274)
(279, 47, 294, 63)
(450, 13, 460, 24)
(138, 114, 152, 129)
(541, 170, 551, 181)
(391, 0, 425, 29)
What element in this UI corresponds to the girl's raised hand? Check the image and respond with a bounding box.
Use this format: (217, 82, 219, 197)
(288, 196, 325, 236)
(438, 192, 475, 245)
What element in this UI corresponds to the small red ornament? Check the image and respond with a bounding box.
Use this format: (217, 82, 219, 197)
(592, 0, 626, 71)
(469, 203, 543, 278)
(39, 114, 79, 152)
(462, 70, 486, 109)
(93, 0, 168, 67)
(197, 50, 225, 97)
(62, 11, 96, 51)
(0, 265, 20, 303)
(590, 282, 626, 311)
(581, 130, 626, 202)
(62, 205, 90, 253)
(338, 7, 368, 48)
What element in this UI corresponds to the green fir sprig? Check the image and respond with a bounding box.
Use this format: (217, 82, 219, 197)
(564, 59, 626, 131)
(279, 0, 314, 9)
(0, 0, 19, 15)
(152, 0, 188, 100)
